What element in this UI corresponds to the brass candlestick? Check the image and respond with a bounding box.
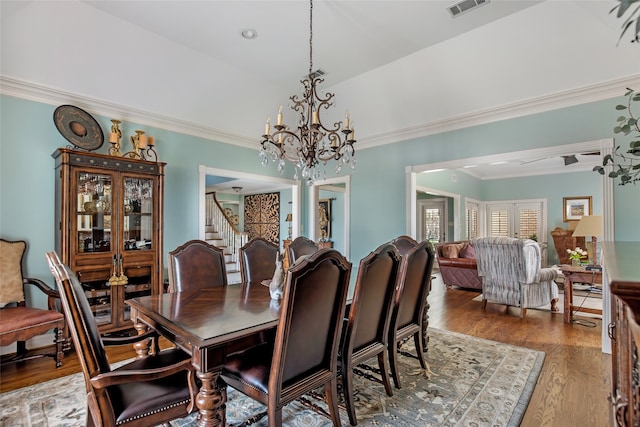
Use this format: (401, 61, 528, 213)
(124, 130, 145, 159)
(108, 119, 123, 157)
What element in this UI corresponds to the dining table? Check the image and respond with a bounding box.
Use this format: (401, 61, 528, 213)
(127, 283, 280, 427)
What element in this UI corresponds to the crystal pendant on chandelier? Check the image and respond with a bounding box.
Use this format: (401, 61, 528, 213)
(258, 0, 356, 186)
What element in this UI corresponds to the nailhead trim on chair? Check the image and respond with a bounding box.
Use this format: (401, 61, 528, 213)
(116, 399, 191, 425)
(0, 319, 63, 336)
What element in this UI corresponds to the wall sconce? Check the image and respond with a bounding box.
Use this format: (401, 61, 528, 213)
(286, 213, 293, 240)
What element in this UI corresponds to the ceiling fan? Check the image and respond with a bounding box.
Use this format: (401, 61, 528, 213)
(520, 151, 600, 166)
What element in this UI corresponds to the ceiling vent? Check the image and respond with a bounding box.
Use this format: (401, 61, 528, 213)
(448, 0, 489, 18)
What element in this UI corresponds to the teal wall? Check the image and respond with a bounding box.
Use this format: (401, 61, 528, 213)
(2, 94, 640, 309)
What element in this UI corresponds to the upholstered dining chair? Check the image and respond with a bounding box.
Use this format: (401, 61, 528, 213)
(389, 235, 418, 256)
(168, 239, 227, 292)
(387, 240, 435, 390)
(45, 251, 198, 427)
(339, 243, 401, 426)
(239, 237, 280, 289)
(286, 236, 319, 265)
(473, 236, 559, 319)
(0, 238, 65, 367)
(222, 248, 352, 427)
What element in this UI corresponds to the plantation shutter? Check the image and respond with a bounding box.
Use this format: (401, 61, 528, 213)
(466, 201, 479, 239)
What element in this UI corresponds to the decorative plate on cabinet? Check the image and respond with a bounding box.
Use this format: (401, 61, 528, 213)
(53, 105, 104, 151)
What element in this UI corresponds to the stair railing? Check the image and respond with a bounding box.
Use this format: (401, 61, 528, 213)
(205, 192, 248, 271)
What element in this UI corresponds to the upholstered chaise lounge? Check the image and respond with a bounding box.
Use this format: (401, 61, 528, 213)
(435, 241, 482, 290)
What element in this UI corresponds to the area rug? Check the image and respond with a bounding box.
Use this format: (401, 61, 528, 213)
(0, 328, 544, 427)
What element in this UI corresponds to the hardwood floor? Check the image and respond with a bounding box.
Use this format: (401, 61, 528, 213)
(0, 274, 610, 426)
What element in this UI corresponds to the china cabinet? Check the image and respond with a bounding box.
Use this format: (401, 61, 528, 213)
(604, 242, 640, 427)
(52, 148, 165, 334)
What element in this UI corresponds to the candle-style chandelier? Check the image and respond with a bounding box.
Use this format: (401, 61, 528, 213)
(259, 0, 356, 185)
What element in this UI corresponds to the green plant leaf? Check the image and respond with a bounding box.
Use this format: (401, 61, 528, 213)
(616, 104, 628, 110)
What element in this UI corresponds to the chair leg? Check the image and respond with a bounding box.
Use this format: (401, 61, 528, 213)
(521, 308, 527, 319)
(413, 332, 427, 370)
(342, 364, 357, 426)
(267, 405, 283, 427)
(389, 339, 401, 389)
(325, 379, 342, 427)
(54, 328, 64, 367)
(377, 352, 393, 397)
(482, 298, 488, 309)
(16, 340, 27, 358)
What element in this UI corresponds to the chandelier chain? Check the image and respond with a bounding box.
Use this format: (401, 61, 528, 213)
(309, 0, 313, 75)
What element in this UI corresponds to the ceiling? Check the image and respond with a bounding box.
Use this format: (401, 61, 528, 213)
(2, 1, 639, 179)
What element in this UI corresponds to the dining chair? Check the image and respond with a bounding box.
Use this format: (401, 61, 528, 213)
(339, 242, 401, 426)
(286, 236, 319, 264)
(239, 237, 280, 289)
(387, 239, 435, 389)
(0, 238, 66, 367)
(389, 235, 418, 256)
(222, 248, 352, 427)
(45, 251, 198, 427)
(167, 239, 227, 292)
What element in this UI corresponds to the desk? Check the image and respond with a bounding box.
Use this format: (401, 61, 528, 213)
(127, 284, 278, 427)
(560, 264, 602, 324)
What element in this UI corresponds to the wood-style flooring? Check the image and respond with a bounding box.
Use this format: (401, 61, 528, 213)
(0, 274, 610, 426)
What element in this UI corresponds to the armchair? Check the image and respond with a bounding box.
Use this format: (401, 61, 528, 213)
(46, 251, 198, 427)
(0, 239, 65, 367)
(550, 227, 586, 265)
(473, 237, 559, 319)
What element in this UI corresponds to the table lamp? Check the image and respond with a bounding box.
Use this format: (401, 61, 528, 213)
(572, 215, 602, 265)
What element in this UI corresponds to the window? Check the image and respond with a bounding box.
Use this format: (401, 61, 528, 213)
(466, 200, 479, 239)
(485, 200, 545, 241)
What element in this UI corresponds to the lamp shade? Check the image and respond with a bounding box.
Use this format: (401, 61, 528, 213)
(572, 215, 602, 237)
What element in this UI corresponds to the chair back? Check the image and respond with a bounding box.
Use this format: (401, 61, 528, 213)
(272, 248, 351, 389)
(473, 236, 542, 285)
(168, 240, 227, 292)
(391, 240, 434, 331)
(45, 252, 111, 388)
(287, 236, 319, 264)
(239, 237, 279, 288)
(389, 235, 418, 256)
(0, 239, 27, 306)
(345, 243, 401, 354)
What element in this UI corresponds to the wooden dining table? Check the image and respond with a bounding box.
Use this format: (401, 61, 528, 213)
(127, 284, 280, 427)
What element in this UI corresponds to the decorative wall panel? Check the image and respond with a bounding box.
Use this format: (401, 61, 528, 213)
(244, 192, 280, 245)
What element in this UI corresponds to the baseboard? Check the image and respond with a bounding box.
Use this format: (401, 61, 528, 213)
(0, 334, 57, 356)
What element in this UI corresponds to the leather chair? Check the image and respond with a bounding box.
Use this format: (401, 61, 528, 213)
(239, 237, 280, 289)
(286, 236, 319, 264)
(387, 240, 435, 389)
(45, 252, 198, 427)
(0, 238, 65, 367)
(550, 226, 586, 265)
(339, 243, 401, 426)
(168, 239, 227, 292)
(390, 235, 418, 256)
(222, 248, 352, 427)
(473, 236, 559, 318)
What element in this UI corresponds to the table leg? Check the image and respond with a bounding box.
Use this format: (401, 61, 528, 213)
(564, 276, 573, 324)
(132, 318, 152, 358)
(195, 369, 227, 427)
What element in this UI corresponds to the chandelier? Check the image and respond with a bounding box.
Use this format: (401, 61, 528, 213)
(259, 0, 356, 185)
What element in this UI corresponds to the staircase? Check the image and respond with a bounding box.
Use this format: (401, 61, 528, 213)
(205, 193, 249, 285)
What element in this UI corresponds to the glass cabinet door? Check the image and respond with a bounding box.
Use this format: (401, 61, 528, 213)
(123, 177, 154, 252)
(76, 172, 113, 254)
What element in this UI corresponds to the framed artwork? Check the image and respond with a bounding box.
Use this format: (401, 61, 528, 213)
(563, 196, 592, 222)
(318, 199, 332, 240)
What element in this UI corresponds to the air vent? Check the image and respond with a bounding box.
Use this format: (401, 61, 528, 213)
(448, 0, 489, 17)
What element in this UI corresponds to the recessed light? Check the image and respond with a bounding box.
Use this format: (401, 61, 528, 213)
(241, 29, 258, 40)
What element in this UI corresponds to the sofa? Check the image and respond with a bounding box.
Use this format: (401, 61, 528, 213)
(435, 241, 482, 290)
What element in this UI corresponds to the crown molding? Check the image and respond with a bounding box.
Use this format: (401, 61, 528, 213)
(360, 74, 640, 150)
(3, 74, 639, 152)
(0, 76, 256, 149)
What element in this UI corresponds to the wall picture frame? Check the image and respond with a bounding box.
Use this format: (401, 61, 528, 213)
(318, 199, 331, 240)
(563, 196, 592, 222)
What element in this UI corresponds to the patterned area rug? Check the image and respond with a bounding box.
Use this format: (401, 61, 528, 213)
(0, 328, 544, 427)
